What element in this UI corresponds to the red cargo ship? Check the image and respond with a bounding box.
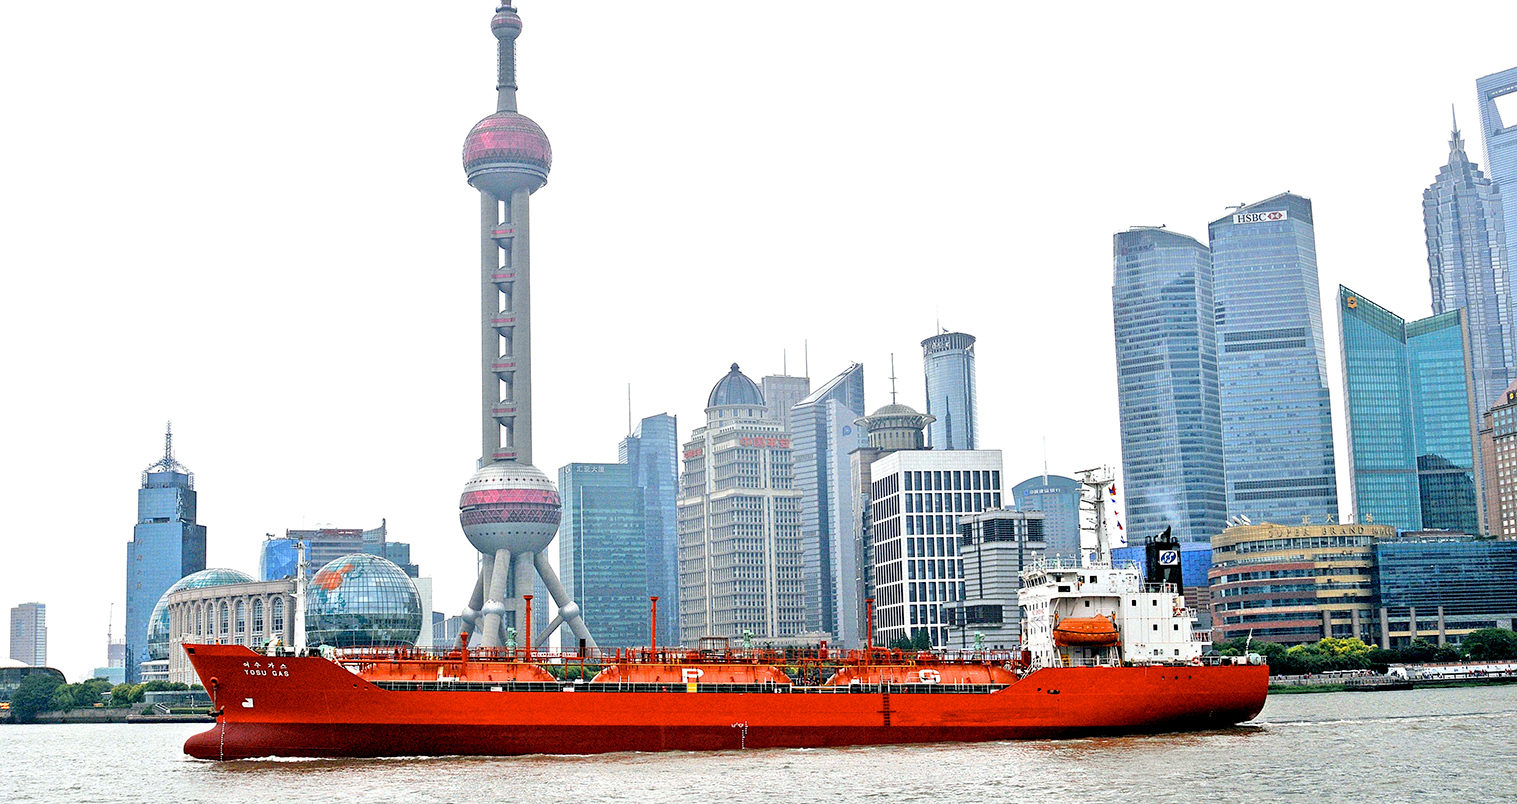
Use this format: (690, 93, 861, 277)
(184, 550, 1268, 760)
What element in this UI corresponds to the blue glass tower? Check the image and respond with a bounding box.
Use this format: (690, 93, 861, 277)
(1426, 114, 1511, 413)
(1210, 194, 1338, 523)
(921, 332, 977, 450)
(1338, 287, 1483, 534)
(790, 363, 866, 642)
(124, 425, 206, 683)
(1478, 67, 1517, 327)
(619, 412, 679, 642)
(1111, 227, 1227, 544)
(557, 463, 648, 648)
(1011, 474, 1082, 560)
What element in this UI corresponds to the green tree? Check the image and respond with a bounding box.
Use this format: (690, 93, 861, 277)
(9, 673, 63, 723)
(1461, 628, 1517, 661)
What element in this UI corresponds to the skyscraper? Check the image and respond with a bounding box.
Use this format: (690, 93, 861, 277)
(761, 373, 811, 432)
(1111, 227, 1227, 544)
(1338, 286, 1482, 534)
(1210, 194, 1339, 523)
(921, 331, 978, 450)
(1480, 380, 1517, 537)
(557, 463, 648, 649)
(1011, 474, 1082, 560)
(9, 603, 46, 667)
(850, 396, 934, 647)
(869, 449, 1002, 648)
(620, 413, 679, 642)
(1425, 114, 1511, 413)
(1477, 67, 1517, 298)
(678, 365, 804, 644)
(790, 363, 866, 642)
(125, 425, 206, 683)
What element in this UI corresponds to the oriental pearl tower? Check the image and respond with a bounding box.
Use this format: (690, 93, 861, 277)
(457, 4, 595, 650)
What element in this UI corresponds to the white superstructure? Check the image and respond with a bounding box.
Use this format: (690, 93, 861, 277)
(1019, 558, 1203, 669)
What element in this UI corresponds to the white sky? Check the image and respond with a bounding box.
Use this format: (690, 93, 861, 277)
(3, 3, 1515, 681)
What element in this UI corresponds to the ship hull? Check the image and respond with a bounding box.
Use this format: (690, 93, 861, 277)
(183, 645, 1268, 760)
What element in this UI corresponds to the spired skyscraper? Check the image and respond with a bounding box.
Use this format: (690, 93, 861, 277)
(1425, 114, 1511, 414)
(921, 331, 978, 450)
(1477, 67, 1517, 305)
(790, 363, 866, 643)
(125, 425, 206, 683)
(1338, 286, 1482, 534)
(1210, 194, 1339, 523)
(619, 413, 679, 642)
(1111, 227, 1227, 544)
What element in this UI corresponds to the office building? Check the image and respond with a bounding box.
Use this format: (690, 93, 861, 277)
(9, 603, 45, 667)
(945, 510, 1045, 650)
(1338, 287, 1482, 533)
(849, 398, 934, 647)
(558, 462, 648, 649)
(678, 364, 804, 644)
(1112, 227, 1229, 545)
(869, 449, 1003, 648)
(1480, 380, 1517, 537)
(791, 363, 866, 643)
(259, 521, 417, 581)
(619, 412, 679, 643)
(921, 332, 978, 450)
(1477, 67, 1517, 307)
(1209, 521, 1393, 645)
(1372, 535, 1517, 647)
(125, 425, 207, 683)
(1210, 194, 1339, 523)
(761, 373, 811, 433)
(1425, 114, 1512, 413)
(1011, 475, 1082, 560)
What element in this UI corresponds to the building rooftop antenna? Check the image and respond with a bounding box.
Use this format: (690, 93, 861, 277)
(889, 353, 899, 405)
(627, 382, 633, 437)
(144, 420, 187, 474)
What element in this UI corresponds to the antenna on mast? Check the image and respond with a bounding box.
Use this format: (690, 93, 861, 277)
(627, 383, 633, 437)
(888, 353, 899, 405)
(803, 339, 809, 378)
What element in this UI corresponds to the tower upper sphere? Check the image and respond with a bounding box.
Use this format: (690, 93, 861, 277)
(463, 112, 551, 197)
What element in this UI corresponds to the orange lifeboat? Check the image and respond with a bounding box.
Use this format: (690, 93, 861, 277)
(590, 663, 791, 685)
(824, 663, 1016, 686)
(1052, 616, 1120, 648)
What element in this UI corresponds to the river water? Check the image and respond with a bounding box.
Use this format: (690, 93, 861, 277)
(4, 686, 1514, 803)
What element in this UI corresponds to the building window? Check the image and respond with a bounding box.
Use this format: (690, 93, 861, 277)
(252, 599, 265, 635)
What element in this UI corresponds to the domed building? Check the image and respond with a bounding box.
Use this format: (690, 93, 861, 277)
(305, 554, 423, 648)
(145, 569, 255, 662)
(677, 364, 805, 645)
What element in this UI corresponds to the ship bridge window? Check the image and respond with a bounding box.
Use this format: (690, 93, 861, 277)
(1058, 586, 1071, 592)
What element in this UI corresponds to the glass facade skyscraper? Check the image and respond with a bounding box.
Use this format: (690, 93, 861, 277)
(1425, 117, 1511, 414)
(1478, 67, 1517, 328)
(1011, 474, 1082, 560)
(1210, 194, 1338, 523)
(1338, 287, 1482, 533)
(921, 331, 978, 450)
(558, 462, 648, 649)
(790, 363, 866, 642)
(619, 413, 679, 642)
(1111, 228, 1227, 544)
(125, 428, 207, 683)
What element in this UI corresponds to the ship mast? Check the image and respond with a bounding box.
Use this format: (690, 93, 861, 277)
(1075, 466, 1116, 566)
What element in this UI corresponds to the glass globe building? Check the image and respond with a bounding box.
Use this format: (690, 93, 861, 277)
(145, 568, 255, 661)
(305, 554, 423, 648)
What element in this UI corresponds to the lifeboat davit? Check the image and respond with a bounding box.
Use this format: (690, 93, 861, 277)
(590, 663, 791, 685)
(1053, 616, 1120, 647)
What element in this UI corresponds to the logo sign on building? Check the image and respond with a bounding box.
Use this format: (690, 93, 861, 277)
(1232, 210, 1288, 225)
(1158, 549, 1180, 566)
(738, 436, 790, 449)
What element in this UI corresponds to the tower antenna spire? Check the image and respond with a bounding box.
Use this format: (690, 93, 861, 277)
(888, 353, 898, 405)
(627, 382, 633, 437)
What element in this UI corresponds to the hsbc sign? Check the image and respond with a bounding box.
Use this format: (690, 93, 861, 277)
(1232, 210, 1288, 225)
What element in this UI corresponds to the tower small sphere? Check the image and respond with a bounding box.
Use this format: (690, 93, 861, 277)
(491, 8, 523, 40)
(459, 462, 562, 555)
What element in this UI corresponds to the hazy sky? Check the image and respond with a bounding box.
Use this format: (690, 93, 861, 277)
(4, 3, 1516, 680)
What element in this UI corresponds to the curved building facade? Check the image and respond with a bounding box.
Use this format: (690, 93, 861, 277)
(921, 332, 977, 451)
(1209, 521, 1393, 645)
(305, 554, 423, 649)
(163, 578, 296, 685)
